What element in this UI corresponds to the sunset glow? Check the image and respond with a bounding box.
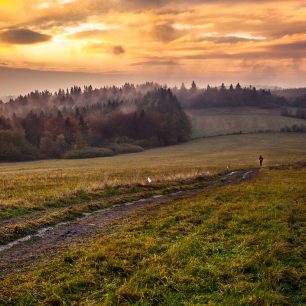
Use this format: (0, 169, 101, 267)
(0, 0, 305, 94)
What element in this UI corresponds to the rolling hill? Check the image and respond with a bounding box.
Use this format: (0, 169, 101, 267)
(186, 107, 306, 138)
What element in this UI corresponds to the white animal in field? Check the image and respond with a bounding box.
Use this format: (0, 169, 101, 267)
(147, 177, 152, 183)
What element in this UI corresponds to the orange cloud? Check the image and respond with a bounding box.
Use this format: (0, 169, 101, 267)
(0, 0, 305, 91)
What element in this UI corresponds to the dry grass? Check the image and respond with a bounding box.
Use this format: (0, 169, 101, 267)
(0, 133, 305, 222)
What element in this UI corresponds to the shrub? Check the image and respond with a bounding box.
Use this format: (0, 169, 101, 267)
(136, 137, 161, 148)
(109, 144, 144, 154)
(63, 147, 115, 159)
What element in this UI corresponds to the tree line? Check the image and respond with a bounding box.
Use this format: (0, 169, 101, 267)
(173, 82, 286, 109)
(1, 81, 305, 162)
(272, 88, 306, 103)
(0, 83, 161, 117)
(0, 87, 191, 161)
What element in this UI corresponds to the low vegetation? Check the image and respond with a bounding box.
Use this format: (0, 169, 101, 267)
(63, 147, 115, 159)
(63, 143, 147, 160)
(108, 143, 144, 155)
(0, 166, 305, 305)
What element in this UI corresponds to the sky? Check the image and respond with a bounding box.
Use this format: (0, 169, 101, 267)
(0, 0, 306, 95)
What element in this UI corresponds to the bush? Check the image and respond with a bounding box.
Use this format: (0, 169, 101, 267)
(63, 147, 115, 159)
(109, 143, 144, 154)
(63, 145, 144, 159)
(136, 137, 161, 148)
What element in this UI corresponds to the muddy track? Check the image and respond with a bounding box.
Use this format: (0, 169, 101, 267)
(0, 168, 259, 279)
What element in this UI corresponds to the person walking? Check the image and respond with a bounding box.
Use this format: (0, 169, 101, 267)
(259, 155, 264, 167)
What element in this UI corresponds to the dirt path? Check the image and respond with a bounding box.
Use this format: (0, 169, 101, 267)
(0, 169, 258, 279)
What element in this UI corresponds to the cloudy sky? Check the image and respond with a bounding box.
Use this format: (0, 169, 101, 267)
(0, 0, 305, 95)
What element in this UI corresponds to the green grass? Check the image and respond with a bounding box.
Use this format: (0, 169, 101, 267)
(0, 174, 217, 245)
(0, 167, 305, 305)
(187, 107, 306, 138)
(0, 133, 305, 244)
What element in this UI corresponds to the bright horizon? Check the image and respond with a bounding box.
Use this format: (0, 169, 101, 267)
(0, 0, 305, 96)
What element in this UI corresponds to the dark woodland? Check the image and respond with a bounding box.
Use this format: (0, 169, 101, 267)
(174, 82, 287, 108)
(0, 84, 191, 161)
(0, 82, 305, 162)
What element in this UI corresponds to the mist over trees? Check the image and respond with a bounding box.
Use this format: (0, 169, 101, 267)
(272, 88, 306, 103)
(0, 83, 162, 117)
(0, 84, 191, 161)
(173, 82, 287, 109)
(0, 81, 305, 162)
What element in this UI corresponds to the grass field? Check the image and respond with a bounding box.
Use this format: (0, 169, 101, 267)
(1, 166, 305, 305)
(1, 133, 305, 220)
(0, 133, 305, 245)
(0, 132, 305, 305)
(187, 107, 306, 138)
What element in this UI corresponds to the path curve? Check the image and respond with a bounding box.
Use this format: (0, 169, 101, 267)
(0, 168, 259, 279)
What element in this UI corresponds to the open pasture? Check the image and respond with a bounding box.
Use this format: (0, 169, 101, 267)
(187, 107, 306, 138)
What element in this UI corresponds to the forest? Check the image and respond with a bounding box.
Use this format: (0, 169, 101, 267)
(174, 82, 287, 108)
(0, 85, 191, 161)
(0, 82, 305, 162)
(272, 87, 306, 103)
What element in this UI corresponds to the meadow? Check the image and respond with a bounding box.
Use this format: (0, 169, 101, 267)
(0, 132, 305, 245)
(187, 107, 306, 138)
(0, 131, 305, 305)
(0, 166, 305, 305)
